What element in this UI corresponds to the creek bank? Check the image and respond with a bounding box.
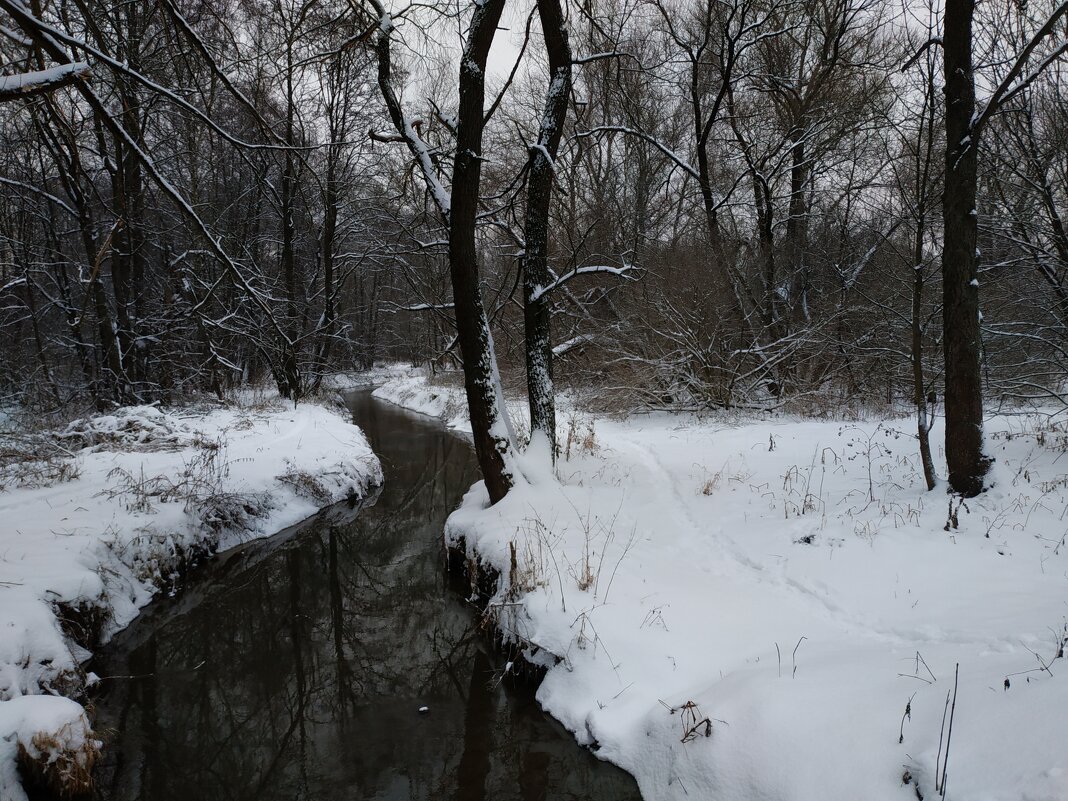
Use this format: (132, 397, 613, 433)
(0, 398, 382, 801)
(86, 389, 641, 801)
(375, 365, 1068, 801)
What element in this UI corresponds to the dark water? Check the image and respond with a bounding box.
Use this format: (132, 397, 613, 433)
(88, 392, 641, 801)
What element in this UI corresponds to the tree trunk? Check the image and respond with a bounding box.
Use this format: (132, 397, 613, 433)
(912, 234, 937, 491)
(786, 126, 810, 324)
(523, 0, 571, 460)
(310, 164, 338, 394)
(278, 40, 302, 401)
(450, 0, 515, 503)
(941, 0, 990, 496)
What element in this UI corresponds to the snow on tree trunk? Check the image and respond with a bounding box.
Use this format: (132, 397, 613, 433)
(450, 0, 517, 504)
(523, 0, 571, 464)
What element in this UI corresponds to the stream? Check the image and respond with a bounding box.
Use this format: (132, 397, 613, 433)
(87, 391, 641, 801)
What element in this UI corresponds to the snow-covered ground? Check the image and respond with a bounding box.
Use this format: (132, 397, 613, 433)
(0, 398, 381, 800)
(374, 367, 1068, 801)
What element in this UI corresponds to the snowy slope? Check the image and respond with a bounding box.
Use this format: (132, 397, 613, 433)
(375, 369, 1068, 801)
(0, 400, 381, 800)
(372, 365, 475, 431)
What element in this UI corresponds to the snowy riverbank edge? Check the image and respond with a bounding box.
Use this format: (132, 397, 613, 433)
(372, 366, 1068, 801)
(0, 396, 382, 800)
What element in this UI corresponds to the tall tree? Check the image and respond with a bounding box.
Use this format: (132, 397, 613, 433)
(362, 0, 518, 502)
(449, 0, 516, 502)
(523, 0, 572, 460)
(941, 0, 988, 496)
(941, 0, 1068, 495)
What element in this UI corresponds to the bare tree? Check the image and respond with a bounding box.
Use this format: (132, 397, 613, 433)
(941, 0, 1068, 495)
(523, 0, 572, 459)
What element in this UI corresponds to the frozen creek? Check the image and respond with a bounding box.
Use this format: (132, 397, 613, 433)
(85, 391, 640, 801)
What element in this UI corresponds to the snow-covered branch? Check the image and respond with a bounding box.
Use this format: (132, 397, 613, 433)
(0, 61, 88, 101)
(574, 126, 701, 181)
(359, 0, 451, 221)
(530, 264, 636, 302)
(573, 51, 635, 65)
(0, 175, 77, 216)
(383, 301, 455, 313)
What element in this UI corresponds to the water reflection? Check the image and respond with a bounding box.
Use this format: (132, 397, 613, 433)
(90, 393, 640, 801)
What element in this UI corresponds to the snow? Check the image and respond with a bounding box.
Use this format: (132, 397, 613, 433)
(553, 334, 594, 356)
(0, 696, 96, 799)
(0, 399, 381, 800)
(372, 367, 1068, 801)
(531, 142, 557, 170)
(530, 263, 635, 302)
(372, 365, 476, 432)
(0, 62, 88, 95)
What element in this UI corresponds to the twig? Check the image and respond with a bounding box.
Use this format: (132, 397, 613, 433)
(601, 524, 636, 603)
(899, 693, 916, 744)
(792, 636, 807, 678)
(934, 688, 951, 793)
(940, 664, 959, 798)
(917, 651, 938, 682)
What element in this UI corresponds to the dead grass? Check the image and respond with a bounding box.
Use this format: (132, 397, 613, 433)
(17, 723, 98, 800)
(276, 463, 333, 503)
(0, 433, 80, 490)
(52, 597, 111, 652)
(562, 414, 599, 460)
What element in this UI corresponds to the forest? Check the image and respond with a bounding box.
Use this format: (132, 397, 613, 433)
(0, 0, 1065, 487)
(2, 0, 1068, 799)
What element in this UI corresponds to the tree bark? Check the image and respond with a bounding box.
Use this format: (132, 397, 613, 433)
(785, 126, 810, 324)
(523, 0, 571, 459)
(913, 230, 936, 491)
(941, 0, 990, 496)
(450, 0, 515, 503)
(278, 39, 301, 400)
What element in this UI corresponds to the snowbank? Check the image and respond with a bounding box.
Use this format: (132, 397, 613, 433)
(371, 365, 475, 432)
(0, 400, 381, 800)
(376, 369, 1068, 801)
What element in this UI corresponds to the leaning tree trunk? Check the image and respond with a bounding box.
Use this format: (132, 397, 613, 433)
(912, 224, 937, 491)
(912, 60, 939, 493)
(450, 0, 515, 503)
(523, 0, 571, 461)
(942, 0, 990, 497)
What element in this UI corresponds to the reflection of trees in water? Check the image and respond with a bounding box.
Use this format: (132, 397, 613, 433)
(92, 397, 640, 801)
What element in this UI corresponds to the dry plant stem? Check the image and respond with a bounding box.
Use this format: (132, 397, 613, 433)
(899, 692, 915, 744)
(935, 688, 951, 793)
(917, 651, 938, 682)
(939, 663, 960, 798)
(545, 528, 567, 613)
(792, 636, 806, 678)
(600, 525, 636, 604)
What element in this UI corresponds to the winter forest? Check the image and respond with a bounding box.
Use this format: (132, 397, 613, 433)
(1, 0, 1068, 798)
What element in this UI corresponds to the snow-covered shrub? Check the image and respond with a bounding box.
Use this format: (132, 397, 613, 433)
(562, 413, 598, 459)
(0, 442, 80, 490)
(58, 405, 196, 451)
(277, 461, 335, 504)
